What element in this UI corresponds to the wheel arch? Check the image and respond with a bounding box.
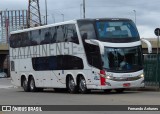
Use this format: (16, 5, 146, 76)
(76, 74, 85, 86)
(28, 74, 34, 82)
(21, 75, 26, 87)
(66, 74, 73, 88)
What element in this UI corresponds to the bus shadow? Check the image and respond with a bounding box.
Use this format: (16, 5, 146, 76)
(17, 88, 141, 95)
(29, 90, 141, 95)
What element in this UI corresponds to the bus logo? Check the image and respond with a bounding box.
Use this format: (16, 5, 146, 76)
(2, 106, 12, 111)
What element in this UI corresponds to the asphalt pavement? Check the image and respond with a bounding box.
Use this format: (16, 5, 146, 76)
(0, 78, 160, 114)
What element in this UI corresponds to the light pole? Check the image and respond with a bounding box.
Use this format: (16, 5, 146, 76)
(52, 14, 55, 23)
(80, 4, 83, 18)
(83, 0, 85, 19)
(133, 10, 136, 25)
(61, 14, 64, 22)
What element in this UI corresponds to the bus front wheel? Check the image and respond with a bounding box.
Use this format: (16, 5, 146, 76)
(79, 77, 88, 94)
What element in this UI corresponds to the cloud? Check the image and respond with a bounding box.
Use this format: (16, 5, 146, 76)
(0, 0, 160, 38)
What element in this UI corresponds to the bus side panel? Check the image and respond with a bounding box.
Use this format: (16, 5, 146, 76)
(50, 70, 66, 88)
(10, 57, 21, 87)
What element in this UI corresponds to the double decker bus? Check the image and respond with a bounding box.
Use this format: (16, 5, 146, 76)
(9, 18, 152, 93)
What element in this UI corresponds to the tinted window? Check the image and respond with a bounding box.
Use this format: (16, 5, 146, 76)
(78, 22, 96, 40)
(10, 34, 17, 48)
(56, 26, 64, 42)
(96, 21, 139, 38)
(83, 43, 102, 69)
(32, 57, 49, 70)
(12, 33, 22, 48)
(50, 27, 56, 43)
(28, 31, 38, 46)
(21, 32, 29, 47)
(103, 46, 143, 73)
(40, 28, 52, 44)
(32, 55, 83, 71)
(65, 24, 79, 44)
(95, 20, 140, 42)
(10, 24, 79, 48)
(63, 55, 83, 69)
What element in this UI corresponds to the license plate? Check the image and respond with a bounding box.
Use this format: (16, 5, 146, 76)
(123, 83, 131, 87)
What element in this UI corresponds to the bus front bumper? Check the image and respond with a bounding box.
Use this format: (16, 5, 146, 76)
(87, 78, 144, 90)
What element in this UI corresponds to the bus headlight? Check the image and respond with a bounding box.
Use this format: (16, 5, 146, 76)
(106, 76, 110, 79)
(106, 76, 114, 80)
(140, 74, 144, 78)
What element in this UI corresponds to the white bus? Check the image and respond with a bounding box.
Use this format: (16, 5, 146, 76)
(9, 18, 152, 93)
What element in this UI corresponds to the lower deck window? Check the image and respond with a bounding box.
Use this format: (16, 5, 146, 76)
(32, 55, 84, 71)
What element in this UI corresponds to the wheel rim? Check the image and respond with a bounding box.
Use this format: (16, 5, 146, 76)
(69, 77, 75, 91)
(30, 79, 34, 90)
(79, 78, 86, 92)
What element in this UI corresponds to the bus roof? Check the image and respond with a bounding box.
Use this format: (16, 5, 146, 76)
(10, 18, 132, 34)
(10, 19, 77, 34)
(77, 18, 131, 22)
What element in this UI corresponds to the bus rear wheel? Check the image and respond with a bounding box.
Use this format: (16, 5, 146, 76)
(22, 78, 29, 92)
(29, 77, 37, 92)
(67, 76, 78, 94)
(79, 77, 88, 94)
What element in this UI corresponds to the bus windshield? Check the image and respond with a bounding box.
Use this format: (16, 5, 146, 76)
(78, 20, 140, 43)
(103, 46, 143, 72)
(96, 21, 139, 39)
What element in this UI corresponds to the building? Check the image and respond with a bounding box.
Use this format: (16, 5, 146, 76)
(0, 10, 27, 76)
(0, 10, 27, 43)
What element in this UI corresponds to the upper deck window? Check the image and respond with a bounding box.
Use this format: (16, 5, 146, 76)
(96, 20, 140, 42)
(78, 21, 96, 40)
(10, 24, 79, 48)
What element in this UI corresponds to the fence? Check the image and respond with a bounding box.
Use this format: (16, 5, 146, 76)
(144, 54, 160, 89)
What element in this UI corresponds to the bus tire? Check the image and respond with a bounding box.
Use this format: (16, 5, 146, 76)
(22, 78, 29, 92)
(115, 89, 125, 93)
(79, 77, 88, 94)
(67, 76, 78, 94)
(29, 77, 37, 92)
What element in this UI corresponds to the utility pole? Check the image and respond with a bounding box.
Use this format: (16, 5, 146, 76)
(83, 0, 85, 19)
(45, 0, 48, 25)
(28, 0, 41, 27)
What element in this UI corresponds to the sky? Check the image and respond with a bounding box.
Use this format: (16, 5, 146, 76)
(0, 0, 160, 38)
